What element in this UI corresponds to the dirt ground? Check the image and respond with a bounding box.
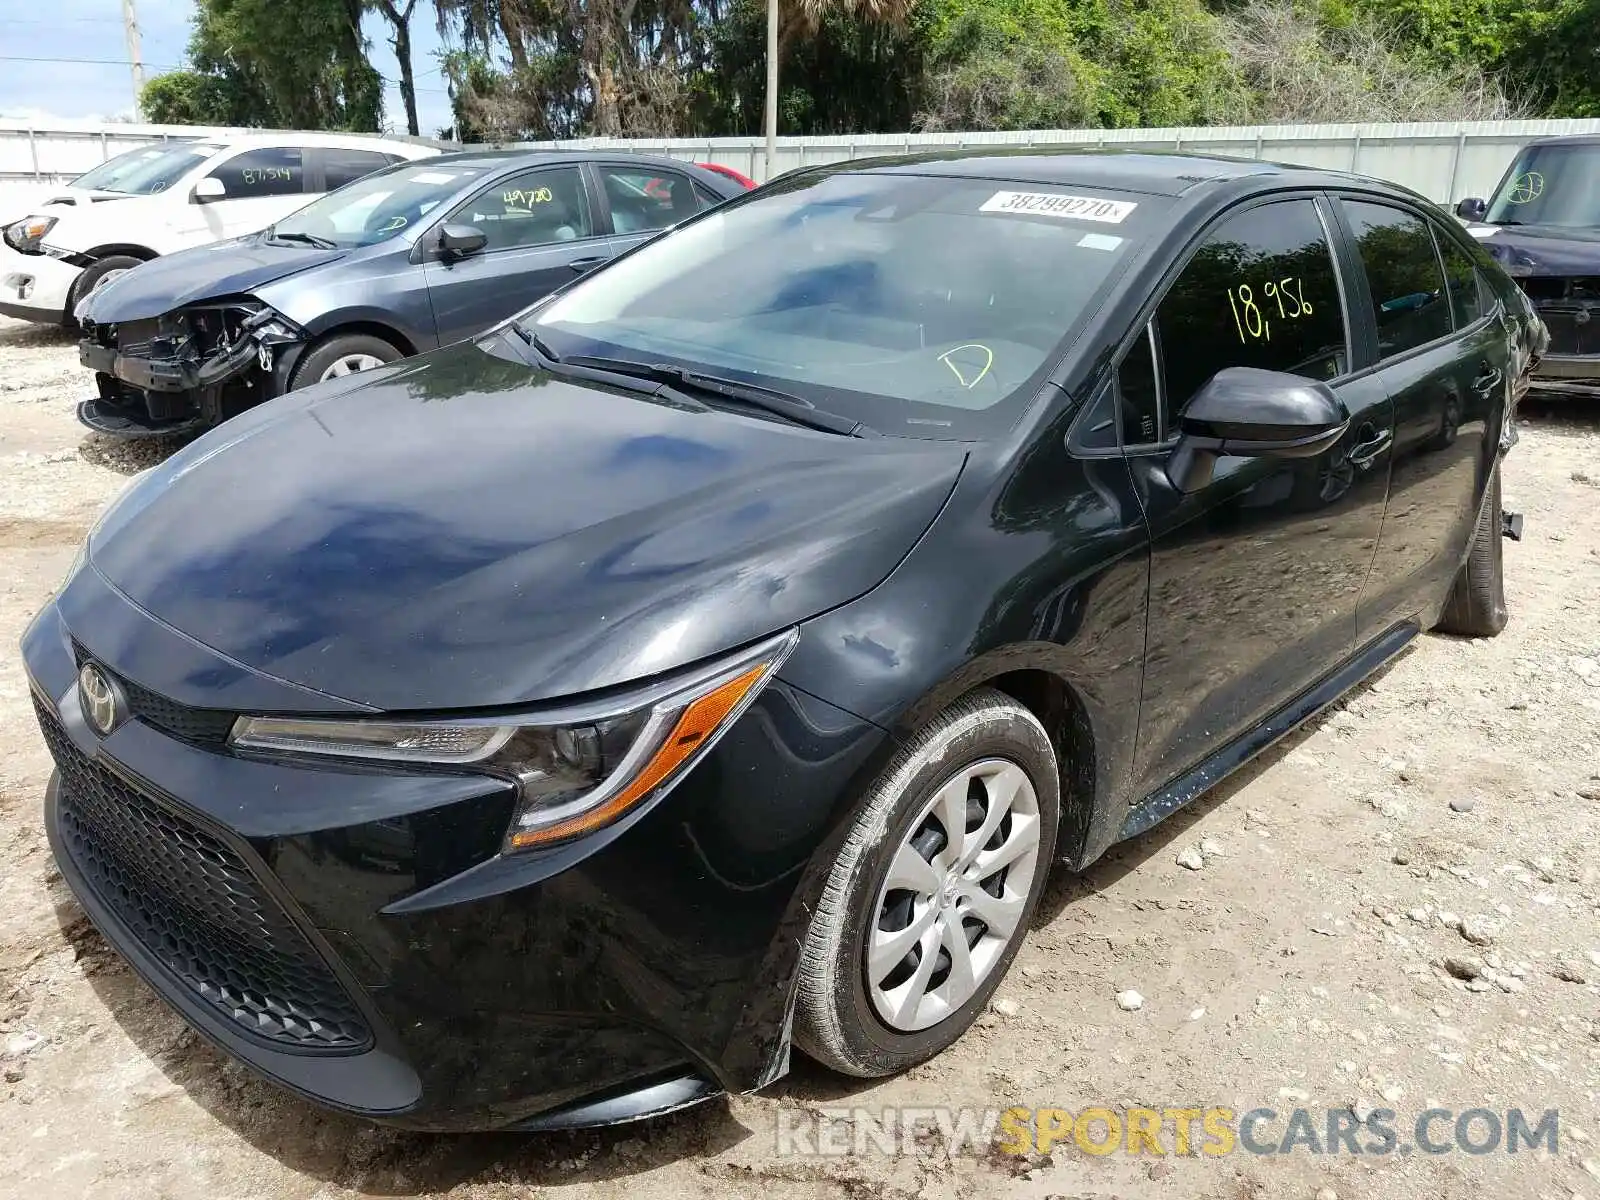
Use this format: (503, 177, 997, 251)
(0, 312, 1597, 1200)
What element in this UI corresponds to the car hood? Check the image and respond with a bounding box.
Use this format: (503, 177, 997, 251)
(1466, 222, 1600, 276)
(88, 336, 966, 711)
(81, 235, 347, 323)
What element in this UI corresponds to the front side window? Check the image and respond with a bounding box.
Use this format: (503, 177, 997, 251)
(1342, 201, 1451, 360)
(208, 147, 306, 199)
(1156, 199, 1348, 422)
(452, 166, 592, 252)
(531, 173, 1167, 440)
(601, 167, 705, 234)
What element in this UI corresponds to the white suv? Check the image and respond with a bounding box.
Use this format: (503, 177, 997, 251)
(0, 132, 437, 326)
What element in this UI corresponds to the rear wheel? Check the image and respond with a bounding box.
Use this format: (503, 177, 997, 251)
(793, 688, 1059, 1077)
(289, 333, 401, 390)
(1435, 466, 1508, 637)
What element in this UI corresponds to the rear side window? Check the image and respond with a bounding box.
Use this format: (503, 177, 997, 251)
(1155, 198, 1348, 422)
(207, 147, 306, 198)
(322, 148, 395, 191)
(1435, 230, 1488, 330)
(1342, 201, 1452, 358)
(600, 167, 706, 234)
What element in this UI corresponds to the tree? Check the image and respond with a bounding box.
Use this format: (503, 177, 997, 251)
(148, 0, 385, 129)
(370, 0, 424, 135)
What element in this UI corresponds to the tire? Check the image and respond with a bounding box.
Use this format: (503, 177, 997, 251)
(65, 254, 146, 325)
(793, 688, 1060, 1078)
(1435, 466, 1508, 637)
(288, 333, 402, 391)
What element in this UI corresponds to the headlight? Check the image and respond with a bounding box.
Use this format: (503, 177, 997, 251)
(4, 215, 57, 255)
(229, 629, 798, 851)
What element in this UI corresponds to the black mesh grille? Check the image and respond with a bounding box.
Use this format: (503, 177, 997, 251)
(69, 646, 235, 746)
(1534, 307, 1593, 357)
(35, 698, 371, 1052)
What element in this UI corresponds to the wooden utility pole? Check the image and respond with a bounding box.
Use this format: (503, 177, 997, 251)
(763, 0, 778, 181)
(122, 0, 145, 104)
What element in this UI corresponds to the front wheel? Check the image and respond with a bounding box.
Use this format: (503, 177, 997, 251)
(1435, 465, 1508, 637)
(289, 333, 402, 391)
(793, 688, 1059, 1077)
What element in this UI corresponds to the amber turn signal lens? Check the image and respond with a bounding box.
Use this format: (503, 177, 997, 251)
(507, 661, 769, 849)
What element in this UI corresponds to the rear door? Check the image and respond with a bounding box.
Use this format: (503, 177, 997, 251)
(421, 163, 609, 345)
(311, 146, 403, 195)
(1124, 194, 1393, 799)
(1332, 197, 1513, 643)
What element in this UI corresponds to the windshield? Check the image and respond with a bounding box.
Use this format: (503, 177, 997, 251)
(531, 172, 1163, 439)
(70, 142, 198, 192)
(272, 161, 490, 248)
(71, 142, 222, 195)
(1484, 143, 1600, 228)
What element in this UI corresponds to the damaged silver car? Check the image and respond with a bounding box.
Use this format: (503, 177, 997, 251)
(75, 150, 750, 436)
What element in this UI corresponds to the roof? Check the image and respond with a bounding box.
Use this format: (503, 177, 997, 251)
(1520, 134, 1600, 149)
(842, 148, 1283, 196)
(423, 147, 724, 173)
(186, 131, 435, 155)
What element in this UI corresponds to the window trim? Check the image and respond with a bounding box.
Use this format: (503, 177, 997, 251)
(1328, 193, 1469, 370)
(423, 163, 608, 261)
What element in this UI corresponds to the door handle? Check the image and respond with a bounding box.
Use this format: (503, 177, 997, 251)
(1348, 426, 1392, 469)
(568, 256, 609, 273)
(1473, 365, 1503, 395)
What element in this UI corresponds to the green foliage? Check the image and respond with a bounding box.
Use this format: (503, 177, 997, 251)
(152, 0, 384, 129)
(915, 0, 1248, 130)
(698, 0, 925, 134)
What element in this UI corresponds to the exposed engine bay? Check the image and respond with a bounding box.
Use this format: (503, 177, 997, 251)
(77, 300, 304, 437)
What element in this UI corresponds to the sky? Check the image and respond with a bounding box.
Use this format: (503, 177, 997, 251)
(0, 0, 457, 135)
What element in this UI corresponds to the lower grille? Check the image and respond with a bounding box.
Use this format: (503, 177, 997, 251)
(35, 698, 371, 1052)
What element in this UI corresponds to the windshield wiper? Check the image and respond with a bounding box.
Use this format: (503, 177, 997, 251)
(557, 354, 870, 437)
(267, 229, 338, 249)
(509, 319, 566, 367)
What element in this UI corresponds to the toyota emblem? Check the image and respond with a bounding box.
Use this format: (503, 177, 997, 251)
(77, 663, 123, 737)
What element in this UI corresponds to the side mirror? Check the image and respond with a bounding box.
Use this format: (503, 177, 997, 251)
(1166, 366, 1349, 493)
(438, 223, 488, 259)
(191, 176, 227, 204)
(1455, 197, 1488, 222)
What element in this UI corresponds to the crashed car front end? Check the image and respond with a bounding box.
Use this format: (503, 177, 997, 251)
(1508, 274, 1600, 398)
(78, 300, 305, 437)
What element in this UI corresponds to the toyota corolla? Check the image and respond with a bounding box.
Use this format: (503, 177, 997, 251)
(23, 150, 1540, 1132)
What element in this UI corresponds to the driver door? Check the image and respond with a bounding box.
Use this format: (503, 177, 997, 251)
(421, 165, 611, 346)
(1123, 194, 1393, 802)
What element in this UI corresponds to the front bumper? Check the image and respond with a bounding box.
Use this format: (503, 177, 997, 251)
(22, 568, 889, 1130)
(77, 305, 301, 437)
(0, 242, 79, 323)
(1528, 352, 1600, 397)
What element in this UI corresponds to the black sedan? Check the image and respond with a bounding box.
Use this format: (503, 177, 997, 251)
(73, 150, 748, 437)
(23, 149, 1541, 1132)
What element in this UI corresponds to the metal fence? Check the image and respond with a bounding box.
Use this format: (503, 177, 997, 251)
(7, 116, 1600, 215)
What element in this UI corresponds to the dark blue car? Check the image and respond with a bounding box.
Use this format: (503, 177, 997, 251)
(74, 149, 749, 436)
